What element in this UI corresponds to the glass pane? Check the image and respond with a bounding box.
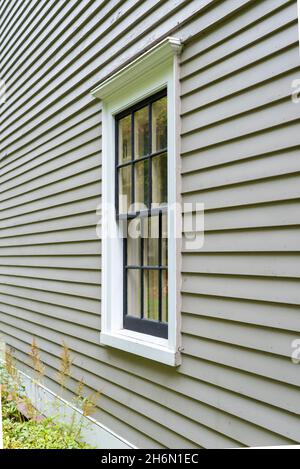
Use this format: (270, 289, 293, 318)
(127, 226, 141, 266)
(127, 269, 141, 318)
(162, 270, 168, 323)
(162, 213, 168, 267)
(118, 115, 132, 163)
(152, 153, 167, 204)
(134, 159, 149, 210)
(143, 270, 159, 321)
(134, 106, 149, 158)
(152, 96, 167, 152)
(118, 165, 131, 214)
(143, 216, 159, 266)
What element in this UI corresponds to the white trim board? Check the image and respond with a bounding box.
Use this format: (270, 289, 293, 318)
(17, 369, 135, 449)
(91, 37, 182, 100)
(0, 385, 3, 450)
(298, 0, 300, 52)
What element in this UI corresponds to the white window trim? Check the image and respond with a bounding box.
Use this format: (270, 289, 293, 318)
(91, 37, 182, 366)
(298, 0, 300, 48)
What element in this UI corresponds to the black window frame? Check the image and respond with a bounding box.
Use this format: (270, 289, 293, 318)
(115, 89, 168, 339)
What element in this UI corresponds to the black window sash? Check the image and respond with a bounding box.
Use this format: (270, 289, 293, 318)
(116, 89, 168, 340)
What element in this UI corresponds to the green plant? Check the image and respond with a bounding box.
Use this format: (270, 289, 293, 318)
(57, 341, 72, 390)
(0, 342, 96, 449)
(2, 417, 91, 449)
(29, 338, 45, 379)
(1, 380, 93, 449)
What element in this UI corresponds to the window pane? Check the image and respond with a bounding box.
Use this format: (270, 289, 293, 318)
(143, 270, 159, 321)
(134, 159, 149, 209)
(162, 213, 168, 267)
(127, 269, 141, 317)
(127, 226, 141, 266)
(118, 115, 132, 163)
(134, 106, 149, 159)
(118, 165, 131, 213)
(152, 153, 167, 204)
(162, 270, 168, 323)
(143, 216, 159, 266)
(152, 96, 167, 152)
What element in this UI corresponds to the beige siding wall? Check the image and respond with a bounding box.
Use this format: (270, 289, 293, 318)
(0, 0, 299, 448)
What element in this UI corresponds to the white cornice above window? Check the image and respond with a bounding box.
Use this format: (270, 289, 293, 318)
(298, 0, 300, 48)
(91, 37, 182, 101)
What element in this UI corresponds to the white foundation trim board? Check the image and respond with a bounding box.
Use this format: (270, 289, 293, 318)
(20, 369, 135, 449)
(0, 355, 135, 450)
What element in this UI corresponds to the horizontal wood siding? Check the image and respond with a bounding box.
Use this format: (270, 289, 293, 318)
(1, 0, 299, 448)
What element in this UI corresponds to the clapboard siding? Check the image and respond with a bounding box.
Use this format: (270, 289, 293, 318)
(181, 1, 297, 76)
(0, 323, 294, 448)
(182, 253, 300, 278)
(1, 0, 300, 448)
(0, 226, 99, 244)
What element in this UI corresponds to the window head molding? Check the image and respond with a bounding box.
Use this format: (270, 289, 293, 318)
(92, 37, 182, 367)
(298, 0, 300, 51)
(91, 37, 182, 102)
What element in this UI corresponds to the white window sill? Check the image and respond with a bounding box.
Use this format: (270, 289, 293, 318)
(100, 330, 180, 366)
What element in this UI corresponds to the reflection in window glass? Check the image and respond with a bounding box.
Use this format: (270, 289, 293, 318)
(143, 216, 159, 266)
(152, 97, 167, 152)
(135, 159, 149, 209)
(162, 270, 168, 323)
(152, 153, 167, 204)
(134, 106, 149, 158)
(143, 270, 159, 321)
(127, 229, 141, 266)
(118, 165, 131, 213)
(118, 115, 132, 163)
(127, 269, 141, 317)
(162, 213, 168, 267)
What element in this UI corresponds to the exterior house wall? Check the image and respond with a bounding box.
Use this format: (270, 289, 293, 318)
(0, 0, 300, 448)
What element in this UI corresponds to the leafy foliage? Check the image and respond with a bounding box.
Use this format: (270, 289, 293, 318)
(3, 417, 91, 449)
(1, 344, 95, 449)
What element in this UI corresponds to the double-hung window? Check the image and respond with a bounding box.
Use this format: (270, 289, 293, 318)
(116, 90, 168, 339)
(92, 37, 182, 366)
(298, 0, 300, 45)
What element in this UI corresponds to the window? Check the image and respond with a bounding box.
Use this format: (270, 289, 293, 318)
(116, 91, 168, 339)
(298, 0, 300, 45)
(92, 37, 182, 366)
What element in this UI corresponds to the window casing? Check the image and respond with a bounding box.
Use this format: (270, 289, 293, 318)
(298, 0, 300, 46)
(115, 90, 168, 339)
(92, 37, 182, 366)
